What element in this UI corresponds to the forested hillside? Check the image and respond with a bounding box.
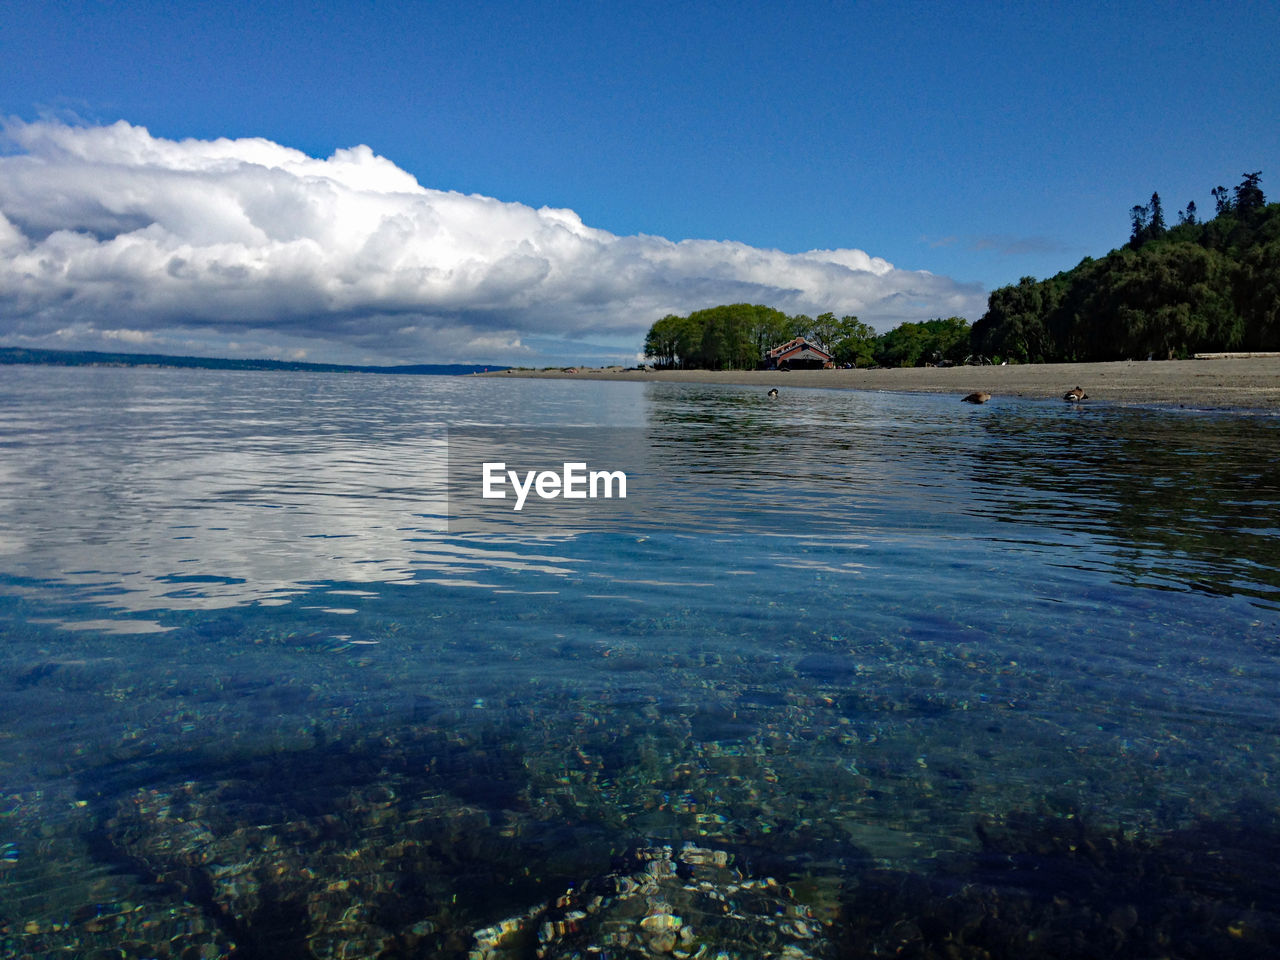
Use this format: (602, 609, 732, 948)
(971, 173, 1278, 362)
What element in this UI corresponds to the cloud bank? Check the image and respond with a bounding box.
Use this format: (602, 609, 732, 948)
(0, 119, 985, 363)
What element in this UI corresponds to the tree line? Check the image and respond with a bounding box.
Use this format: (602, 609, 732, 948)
(643, 172, 1275, 369)
(972, 172, 1277, 362)
(643, 304, 971, 370)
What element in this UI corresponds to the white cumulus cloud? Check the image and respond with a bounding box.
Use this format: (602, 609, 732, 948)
(0, 119, 985, 363)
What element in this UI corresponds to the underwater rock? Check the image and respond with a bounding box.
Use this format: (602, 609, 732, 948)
(470, 842, 834, 959)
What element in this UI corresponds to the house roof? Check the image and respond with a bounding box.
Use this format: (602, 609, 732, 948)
(768, 337, 832, 361)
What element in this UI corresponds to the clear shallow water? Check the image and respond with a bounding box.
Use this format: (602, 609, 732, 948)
(1, 366, 1279, 958)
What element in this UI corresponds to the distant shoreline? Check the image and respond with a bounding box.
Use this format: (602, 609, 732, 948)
(483, 357, 1280, 412)
(0, 346, 504, 377)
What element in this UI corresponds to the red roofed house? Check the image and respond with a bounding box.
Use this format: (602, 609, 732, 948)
(765, 337, 834, 370)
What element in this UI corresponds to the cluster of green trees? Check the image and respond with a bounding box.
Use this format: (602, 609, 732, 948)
(642, 304, 971, 369)
(644, 305, 861, 369)
(972, 172, 1278, 362)
(870, 316, 971, 367)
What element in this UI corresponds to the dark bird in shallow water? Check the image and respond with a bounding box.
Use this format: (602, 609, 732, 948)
(1063, 386, 1088, 402)
(767, 388, 779, 397)
(962, 392, 991, 403)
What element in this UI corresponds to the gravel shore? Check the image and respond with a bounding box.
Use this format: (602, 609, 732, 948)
(484, 356, 1280, 412)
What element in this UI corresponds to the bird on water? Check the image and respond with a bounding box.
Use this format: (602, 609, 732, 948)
(1063, 386, 1088, 402)
(767, 388, 779, 397)
(961, 392, 991, 404)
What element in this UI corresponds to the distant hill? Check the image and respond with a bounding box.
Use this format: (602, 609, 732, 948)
(0, 346, 506, 376)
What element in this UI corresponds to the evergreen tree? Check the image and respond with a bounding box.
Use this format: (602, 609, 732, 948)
(1148, 192, 1166, 234)
(1234, 171, 1265, 215)
(1129, 203, 1149, 247)
(1131, 193, 1167, 247)
(1178, 200, 1198, 226)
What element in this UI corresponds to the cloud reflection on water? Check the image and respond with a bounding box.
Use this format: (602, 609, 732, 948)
(3, 367, 1279, 630)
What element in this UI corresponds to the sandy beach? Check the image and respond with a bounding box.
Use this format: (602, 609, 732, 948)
(485, 356, 1280, 412)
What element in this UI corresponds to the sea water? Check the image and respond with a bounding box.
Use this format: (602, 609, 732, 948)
(1, 365, 1278, 957)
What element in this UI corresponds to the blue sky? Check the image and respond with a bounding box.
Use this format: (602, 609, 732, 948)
(1, 0, 1277, 364)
